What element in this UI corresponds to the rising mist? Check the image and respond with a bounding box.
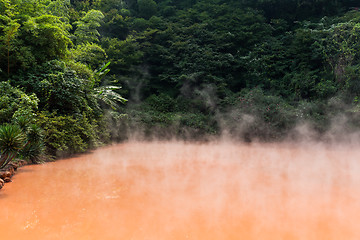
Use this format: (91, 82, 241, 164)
(1, 141, 359, 239)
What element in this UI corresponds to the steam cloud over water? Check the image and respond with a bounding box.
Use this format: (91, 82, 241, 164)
(0, 141, 360, 239)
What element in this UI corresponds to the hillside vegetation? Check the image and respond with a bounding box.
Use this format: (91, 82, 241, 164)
(1, 0, 360, 162)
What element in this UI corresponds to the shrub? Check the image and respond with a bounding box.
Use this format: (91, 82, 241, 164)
(20, 124, 45, 163)
(0, 81, 38, 125)
(144, 93, 177, 112)
(0, 124, 25, 169)
(36, 112, 101, 156)
(220, 88, 297, 141)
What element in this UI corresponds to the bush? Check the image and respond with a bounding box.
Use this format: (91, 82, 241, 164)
(0, 124, 25, 169)
(144, 93, 177, 112)
(20, 124, 45, 163)
(123, 102, 218, 140)
(0, 81, 38, 125)
(36, 112, 102, 156)
(10, 60, 93, 115)
(220, 88, 297, 141)
(138, 0, 157, 19)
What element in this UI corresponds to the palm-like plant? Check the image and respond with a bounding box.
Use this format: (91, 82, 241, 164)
(21, 124, 44, 163)
(94, 85, 127, 109)
(13, 116, 31, 131)
(0, 124, 25, 169)
(26, 124, 43, 143)
(93, 62, 127, 109)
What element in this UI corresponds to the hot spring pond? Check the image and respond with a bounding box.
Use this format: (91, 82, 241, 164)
(0, 141, 359, 239)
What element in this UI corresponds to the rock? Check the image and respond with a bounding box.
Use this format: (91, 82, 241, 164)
(4, 177, 11, 183)
(8, 167, 14, 176)
(5, 171, 11, 178)
(18, 160, 27, 167)
(0, 178, 4, 188)
(0, 171, 6, 179)
(8, 162, 18, 171)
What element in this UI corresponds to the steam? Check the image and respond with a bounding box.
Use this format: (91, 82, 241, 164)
(110, 80, 360, 146)
(1, 141, 360, 239)
(79, 141, 360, 239)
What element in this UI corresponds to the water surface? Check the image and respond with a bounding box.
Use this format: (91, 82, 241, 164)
(0, 141, 360, 239)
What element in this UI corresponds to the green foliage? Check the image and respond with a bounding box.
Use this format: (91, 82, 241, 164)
(101, 10, 129, 39)
(74, 9, 104, 44)
(36, 112, 101, 156)
(20, 124, 44, 163)
(0, 124, 25, 156)
(21, 140, 44, 163)
(10, 60, 94, 115)
(0, 1, 72, 75)
(1, 19, 20, 75)
(94, 0, 127, 13)
(125, 106, 217, 139)
(13, 115, 31, 131)
(221, 88, 297, 140)
(0, 82, 45, 165)
(71, 42, 107, 69)
(137, 0, 157, 19)
(0, 0, 127, 160)
(94, 85, 127, 109)
(320, 21, 360, 81)
(26, 124, 44, 144)
(100, 36, 144, 76)
(0, 124, 25, 168)
(92, 62, 127, 109)
(23, 14, 71, 60)
(85, 0, 360, 140)
(145, 93, 177, 113)
(46, 0, 71, 20)
(66, 60, 93, 80)
(0, 81, 38, 125)
(2, 0, 360, 147)
(9, 114, 45, 163)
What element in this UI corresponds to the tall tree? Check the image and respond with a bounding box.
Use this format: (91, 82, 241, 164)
(74, 9, 105, 44)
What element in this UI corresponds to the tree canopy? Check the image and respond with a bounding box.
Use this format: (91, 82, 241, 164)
(1, 0, 360, 166)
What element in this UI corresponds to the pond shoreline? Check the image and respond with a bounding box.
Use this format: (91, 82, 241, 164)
(0, 145, 100, 191)
(0, 160, 28, 190)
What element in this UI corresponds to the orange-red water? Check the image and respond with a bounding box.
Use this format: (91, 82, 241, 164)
(0, 141, 360, 240)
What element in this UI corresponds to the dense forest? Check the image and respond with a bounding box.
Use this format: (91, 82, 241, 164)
(1, 0, 360, 164)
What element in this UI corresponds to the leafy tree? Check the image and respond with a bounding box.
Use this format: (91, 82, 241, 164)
(101, 36, 144, 76)
(320, 21, 360, 82)
(0, 2, 72, 75)
(1, 0, 360, 147)
(47, 0, 71, 20)
(71, 42, 107, 69)
(137, 0, 157, 19)
(101, 10, 129, 39)
(74, 9, 105, 44)
(22, 15, 72, 61)
(0, 81, 38, 125)
(2, 20, 20, 75)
